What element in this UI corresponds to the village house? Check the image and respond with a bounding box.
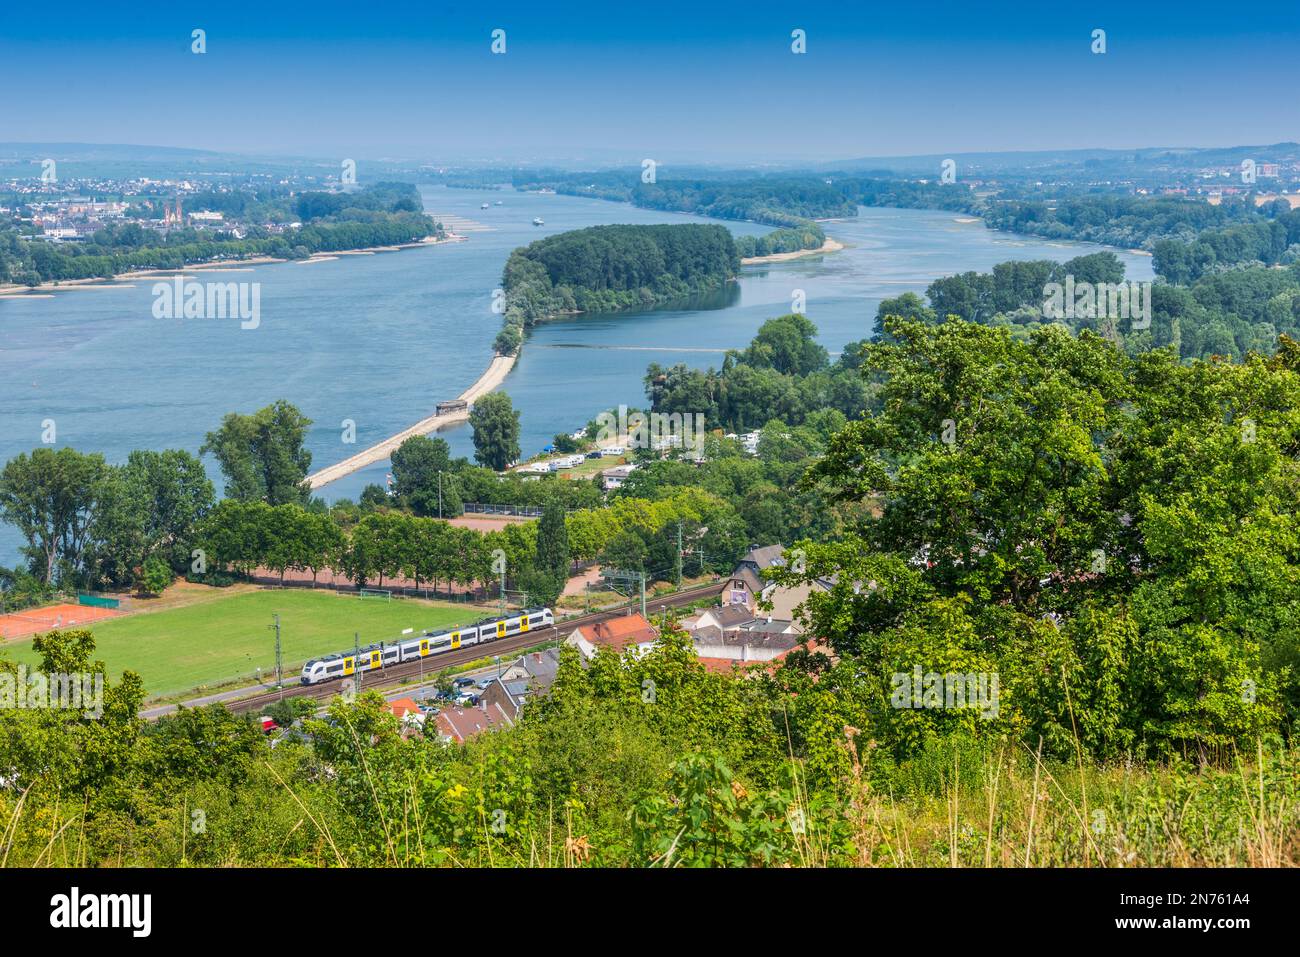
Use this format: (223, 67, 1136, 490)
(384, 696, 425, 729)
(680, 604, 761, 642)
(428, 648, 563, 744)
(498, 646, 562, 688)
(434, 700, 516, 744)
(564, 611, 659, 661)
(718, 545, 830, 631)
(480, 647, 564, 719)
(697, 638, 834, 675)
(600, 463, 638, 490)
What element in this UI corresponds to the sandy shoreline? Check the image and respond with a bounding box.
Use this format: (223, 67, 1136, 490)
(0, 234, 464, 298)
(741, 236, 844, 265)
(305, 353, 517, 489)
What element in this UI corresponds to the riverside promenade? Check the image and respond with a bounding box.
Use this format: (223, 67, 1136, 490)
(305, 353, 516, 489)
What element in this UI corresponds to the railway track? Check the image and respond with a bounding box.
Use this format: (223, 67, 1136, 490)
(220, 581, 719, 716)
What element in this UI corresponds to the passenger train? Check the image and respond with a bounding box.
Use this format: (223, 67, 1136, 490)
(299, 607, 554, 685)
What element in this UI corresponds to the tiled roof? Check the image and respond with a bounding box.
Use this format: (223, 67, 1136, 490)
(434, 702, 515, 743)
(740, 545, 786, 569)
(570, 612, 659, 653)
(386, 697, 422, 718)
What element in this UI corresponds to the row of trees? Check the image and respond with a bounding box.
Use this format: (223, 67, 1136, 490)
(1152, 210, 1300, 282)
(195, 484, 748, 604)
(733, 222, 826, 258)
(894, 248, 1300, 362)
(0, 390, 552, 599)
(981, 193, 1265, 249)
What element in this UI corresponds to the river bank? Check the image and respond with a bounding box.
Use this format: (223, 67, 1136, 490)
(0, 233, 465, 298)
(740, 236, 845, 265)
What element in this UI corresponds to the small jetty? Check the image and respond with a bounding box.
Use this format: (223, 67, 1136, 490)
(305, 354, 515, 489)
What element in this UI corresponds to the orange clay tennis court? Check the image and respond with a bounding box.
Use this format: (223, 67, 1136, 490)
(0, 602, 123, 640)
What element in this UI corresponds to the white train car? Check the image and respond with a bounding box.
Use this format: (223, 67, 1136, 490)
(300, 607, 554, 685)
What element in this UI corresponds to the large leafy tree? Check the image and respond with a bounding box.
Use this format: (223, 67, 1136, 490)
(789, 317, 1294, 758)
(201, 400, 312, 506)
(390, 435, 464, 517)
(740, 313, 829, 377)
(469, 392, 521, 472)
(0, 447, 110, 584)
(535, 501, 569, 579)
(91, 449, 215, 584)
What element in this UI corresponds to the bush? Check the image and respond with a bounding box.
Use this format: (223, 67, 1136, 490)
(137, 556, 174, 596)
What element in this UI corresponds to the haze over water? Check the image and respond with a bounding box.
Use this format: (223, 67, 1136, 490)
(0, 187, 1152, 567)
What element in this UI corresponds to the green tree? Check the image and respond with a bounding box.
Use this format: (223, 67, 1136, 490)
(741, 314, 829, 376)
(518, 565, 564, 608)
(391, 435, 463, 517)
(535, 501, 570, 578)
(137, 555, 174, 596)
(599, 529, 647, 574)
(0, 447, 110, 584)
(201, 400, 313, 505)
(470, 392, 522, 472)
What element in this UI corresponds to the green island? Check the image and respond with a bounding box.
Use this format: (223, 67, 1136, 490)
(494, 223, 739, 354)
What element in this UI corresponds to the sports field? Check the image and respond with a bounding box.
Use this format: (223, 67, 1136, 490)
(1, 588, 484, 698)
(0, 601, 123, 639)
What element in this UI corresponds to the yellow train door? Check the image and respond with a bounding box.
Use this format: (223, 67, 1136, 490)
(451, 631, 461, 650)
(496, 621, 506, 639)
(370, 650, 382, 670)
(420, 638, 429, 657)
(520, 616, 530, 633)
(343, 656, 354, 676)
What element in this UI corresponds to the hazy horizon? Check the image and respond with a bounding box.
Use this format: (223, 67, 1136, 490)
(4, 139, 1299, 172)
(3, 0, 1295, 162)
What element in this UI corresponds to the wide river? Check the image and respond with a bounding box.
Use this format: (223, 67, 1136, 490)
(0, 187, 1153, 567)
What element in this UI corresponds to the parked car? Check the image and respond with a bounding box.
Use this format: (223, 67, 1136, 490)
(453, 676, 476, 689)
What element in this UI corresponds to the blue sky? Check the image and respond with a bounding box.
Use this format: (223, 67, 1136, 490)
(2, 0, 1296, 162)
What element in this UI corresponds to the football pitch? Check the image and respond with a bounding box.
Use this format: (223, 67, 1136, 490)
(1, 588, 485, 699)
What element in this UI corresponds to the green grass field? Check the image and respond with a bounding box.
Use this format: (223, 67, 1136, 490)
(2, 588, 484, 699)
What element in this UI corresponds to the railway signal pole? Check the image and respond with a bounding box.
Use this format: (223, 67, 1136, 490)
(601, 568, 647, 619)
(676, 521, 683, 589)
(269, 614, 283, 688)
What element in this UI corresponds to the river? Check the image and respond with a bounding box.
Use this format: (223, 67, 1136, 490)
(0, 187, 1153, 566)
